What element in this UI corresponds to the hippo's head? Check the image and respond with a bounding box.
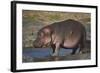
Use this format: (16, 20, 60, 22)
(33, 27, 52, 48)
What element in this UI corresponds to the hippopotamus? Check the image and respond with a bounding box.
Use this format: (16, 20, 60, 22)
(33, 19, 86, 56)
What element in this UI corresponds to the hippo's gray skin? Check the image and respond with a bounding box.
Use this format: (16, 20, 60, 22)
(33, 19, 86, 56)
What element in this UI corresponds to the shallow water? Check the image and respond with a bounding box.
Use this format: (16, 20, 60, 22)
(23, 48, 73, 58)
(22, 48, 91, 63)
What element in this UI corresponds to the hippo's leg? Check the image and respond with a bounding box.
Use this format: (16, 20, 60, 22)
(79, 43, 84, 54)
(79, 33, 86, 54)
(71, 43, 84, 55)
(51, 44, 55, 54)
(52, 43, 60, 56)
(71, 48, 78, 55)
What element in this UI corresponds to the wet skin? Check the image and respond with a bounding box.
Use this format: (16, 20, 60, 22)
(33, 19, 86, 56)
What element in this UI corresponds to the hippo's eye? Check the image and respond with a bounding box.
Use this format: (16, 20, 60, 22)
(41, 32, 44, 36)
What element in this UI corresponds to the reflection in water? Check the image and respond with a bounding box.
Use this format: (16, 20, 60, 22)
(23, 48, 90, 62)
(23, 48, 72, 58)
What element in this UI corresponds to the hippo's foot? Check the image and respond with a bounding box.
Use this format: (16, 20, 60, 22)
(79, 51, 83, 54)
(51, 53, 59, 57)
